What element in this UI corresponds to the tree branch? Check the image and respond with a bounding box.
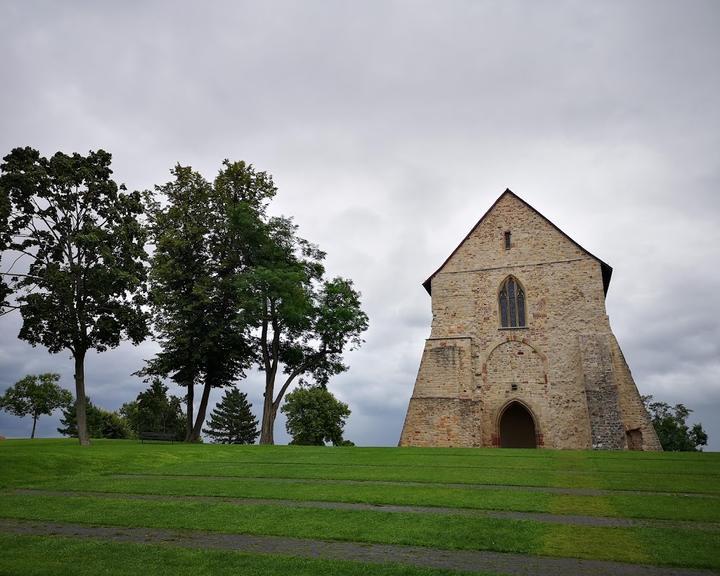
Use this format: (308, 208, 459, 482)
(0, 304, 22, 317)
(269, 299, 280, 380)
(2, 252, 28, 274)
(260, 298, 271, 373)
(0, 272, 42, 280)
(272, 367, 302, 410)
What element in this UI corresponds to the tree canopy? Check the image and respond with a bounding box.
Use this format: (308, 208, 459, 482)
(144, 161, 273, 441)
(237, 215, 368, 444)
(144, 159, 368, 444)
(0, 147, 149, 445)
(281, 386, 352, 446)
(643, 395, 708, 451)
(2, 151, 366, 445)
(58, 396, 130, 439)
(0, 373, 72, 438)
(121, 378, 186, 441)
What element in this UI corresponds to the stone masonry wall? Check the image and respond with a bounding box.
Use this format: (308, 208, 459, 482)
(608, 334, 663, 450)
(411, 338, 473, 399)
(399, 191, 661, 450)
(579, 334, 627, 450)
(399, 337, 474, 446)
(399, 398, 481, 447)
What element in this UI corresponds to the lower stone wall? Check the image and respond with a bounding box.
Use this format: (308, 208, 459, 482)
(399, 332, 661, 451)
(608, 335, 663, 451)
(411, 337, 473, 398)
(579, 334, 627, 450)
(399, 398, 481, 447)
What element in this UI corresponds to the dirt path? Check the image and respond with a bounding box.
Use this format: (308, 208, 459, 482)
(14, 489, 719, 531)
(111, 473, 720, 498)
(0, 518, 714, 576)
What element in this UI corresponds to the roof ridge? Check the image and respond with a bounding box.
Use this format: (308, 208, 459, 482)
(422, 188, 613, 296)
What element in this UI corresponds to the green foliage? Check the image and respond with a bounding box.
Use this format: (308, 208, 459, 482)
(145, 161, 274, 441)
(0, 178, 10, 308)
(203, 387, 259, 444)
(142, 158, 368, 445)
(0, 373, 72, 438)
(129, 378, 186, 440)
(643, 395, 708, 451)
(238, 212, 369, 444)
(57, 397, 130, 439)
(0, 147, 149, 445)
(118, 401, 139, 438)
(0, 147, 149, 352)
(281, 386, 351, 446)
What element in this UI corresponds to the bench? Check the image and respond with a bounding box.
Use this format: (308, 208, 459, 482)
(139, 431, 176, 444)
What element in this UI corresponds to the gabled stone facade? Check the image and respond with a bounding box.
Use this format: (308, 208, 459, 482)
(399, 190, 661, 450)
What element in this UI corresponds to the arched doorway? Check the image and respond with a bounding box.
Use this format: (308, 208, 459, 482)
(499, 402, 537, 448)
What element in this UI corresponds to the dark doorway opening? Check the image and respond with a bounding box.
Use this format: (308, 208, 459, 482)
(626, 429, 643, 450)
(499, 402, 537, 448)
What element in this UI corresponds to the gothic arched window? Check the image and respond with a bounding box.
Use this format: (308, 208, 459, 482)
(499, 276, 526, 328)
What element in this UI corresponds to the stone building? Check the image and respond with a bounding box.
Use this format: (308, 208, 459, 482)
(399, 190, 661, 450)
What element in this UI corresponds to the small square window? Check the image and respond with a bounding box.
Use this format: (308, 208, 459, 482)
(511, 383, 518, 391)
(504, 231, 511, 250)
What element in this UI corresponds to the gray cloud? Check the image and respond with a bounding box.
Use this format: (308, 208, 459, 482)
(1, 0, 718, 449)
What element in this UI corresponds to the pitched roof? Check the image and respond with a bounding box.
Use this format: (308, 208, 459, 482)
(422, 189, 613, 296)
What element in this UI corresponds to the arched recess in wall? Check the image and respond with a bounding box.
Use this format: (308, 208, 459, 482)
(497, 399, 539, 448)
(483, 339, 546, 388)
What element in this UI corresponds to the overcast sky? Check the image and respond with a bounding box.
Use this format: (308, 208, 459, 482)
(1, 1, 718, 450)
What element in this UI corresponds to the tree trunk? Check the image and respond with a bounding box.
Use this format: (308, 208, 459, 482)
(259, 380, 276, 445)
(260, 368, 302, 445)
(185, 382, 194, 442)
(31, 413, 38, 439)
(74, 350, 90, 446)
(188, 382, 212, 442)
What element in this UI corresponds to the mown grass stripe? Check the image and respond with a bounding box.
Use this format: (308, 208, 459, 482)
(1, 493, 719, 569)
(106, 473, 720, 498)
(1, 520, 715, 576)
(21, 474, 720, 523)
(188, 460, 720, 478)
(0, 532, 479, 576)
(12, 489, 720, 532)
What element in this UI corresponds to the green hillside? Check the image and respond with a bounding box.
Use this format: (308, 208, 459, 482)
(1, 440, 718, 575)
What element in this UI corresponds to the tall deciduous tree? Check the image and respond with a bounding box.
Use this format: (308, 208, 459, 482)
(145, 161, 271, 441)
(0, 147, 149, 445)
(142, 166, 210, 440)
(0, 373, 72, 438)
(238, 216, 369, 445)
(203, 387, 259, 444)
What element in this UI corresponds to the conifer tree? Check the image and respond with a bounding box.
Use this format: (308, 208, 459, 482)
(203, 388, 259, 444)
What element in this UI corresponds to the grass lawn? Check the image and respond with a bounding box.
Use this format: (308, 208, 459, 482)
(0, 534, 473, 576)
(1, 439, 719, 574)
